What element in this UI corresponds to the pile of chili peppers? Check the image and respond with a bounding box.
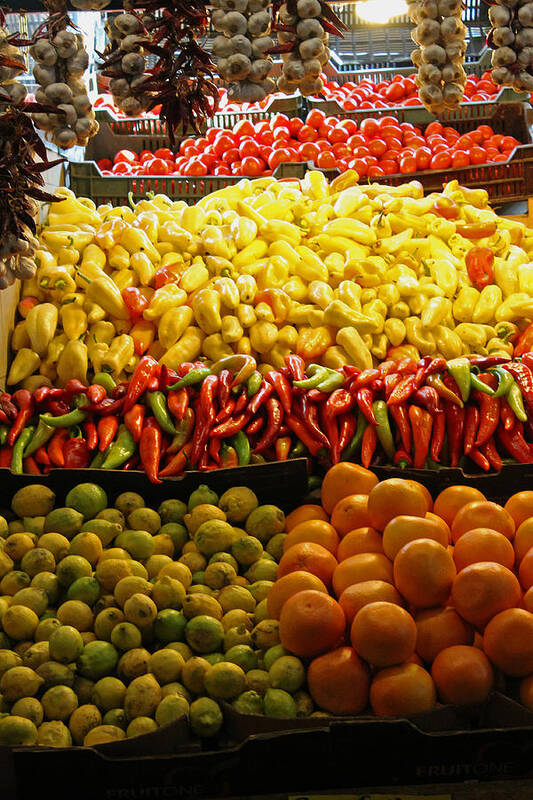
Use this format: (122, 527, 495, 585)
(3, 351, 533, 481)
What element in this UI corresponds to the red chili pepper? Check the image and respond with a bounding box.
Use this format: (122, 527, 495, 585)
(300, 394, 330, 448)
(248, 382, 273, 415)
(285, 354, 306, 382)
(83, 422, 98, 451)
(190, 375, 219, 466)
(409, 405, 433, 469)
(389, 404, 412, 453)
(159, 441, 193, 479)
(378, 361, 397, 378)
(86, 397, 125, 416)
(266, 371, 292, 415)
(504, 362, 533, 410)
(86, 384, 106, 405)
(468, 447, 491, 472)
(8, 390, 35, 446)
(246, 416, 264, 435)
(0, 393, 17, 421)
(425, 374, 463, 407)
(64, 437, 90, 469)
(220, 444, 239, 469)
(473, 391, 500, 448)
(370, 378, 384, 394)
(218, 370, 232, 409)
(35, 446, 51, 466)
(0, 409, 8, 426)
(275, 436, 291, 461)
(211, 411, 251, 438)
(384, 373, 401, 399)
(500, 398, 515, 431)
(286, 414, 323, 456)
(234, 389, 249, 415)
(394, 449, 413, 468)
(48, 429, 69, 467)
(123, 404, 145, 443)
(457, 221, 497, 240)
(465, 246, 495, 289)
(23, 456, 41, 475)
(445, 401, 465, 468)
(430, 411, 446, 462)
(497, 422, 533, 463)
(356, 388, 377, 425)
(412, 386, 441, 415)
(322, 389, 354, 464)
(140, 417, 162, 483)
(0, 446, 12, 467)
(361, 425, 377, 469)
(33, 386, 51, 406)
(215, 400, 236, 424)
(47, 400, 70, 417)
(168, 388, 189, 422)
(342, 365, 360, 378)
(252, 397, 283, 454)
(423, 357, 447, 378)
(306, 389, 328, 404)
(514, 323, 533, 358)
(63, 380, 88, 402)
(395, 358, 418, 375)
(122, 286, 150, 320)
(352, 368, 380, 390)
(386, 374, 418, 406)
(432, 196, 460, 220)
(123, 355, 160, 413)
(123, 455, 139, 471)
(338, 412, 356, 454)
(97, 416, 119, 452)
(154, 264, 180, 290)
(464, 405, 479, 455)
(480, 437, 502, 471)
(467, 354, 511, 370)
(208, 436, 221, 464)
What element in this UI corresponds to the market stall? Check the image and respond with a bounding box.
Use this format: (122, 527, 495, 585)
(3, 1, 533, 798)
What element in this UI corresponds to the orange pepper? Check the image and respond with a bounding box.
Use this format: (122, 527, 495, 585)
(131, 320, 156, 355)
(387, 344, 421, 362)
(18, 297, 39, 318)
(256, 289, 291, 325)
(296, 326, 334, 361)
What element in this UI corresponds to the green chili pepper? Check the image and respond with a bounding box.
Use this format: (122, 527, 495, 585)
(90, 448, 108, 469)
(167, 408, 195, 454)
(426, 457, 440, 470)
(93, 372, 116, 395)
(293, 364, 329, 390)
(506, 380, 528, 422)
(40, 393, 89, 429)
(233, 430, 251, 466)
(489, 367, 514, 398)
(372, 400, 395, 459)
(307, 475, 322, 492)
(147, 391, 177, 435)
(101, 425, 136, 470)
(11, 426, 34, 474)
(470, 369, 495, 396)
(250, 453, 266, 464)
(447, 357, 471, 402)
(341, 410, 367, 461)
(246, 370, 262, 397)
(315, 369, 345, 393)
(290, 440, 307, 458)
(24, 418, 55, 457)
(168, 367, 212, 391)
(0, 424, 8, 447)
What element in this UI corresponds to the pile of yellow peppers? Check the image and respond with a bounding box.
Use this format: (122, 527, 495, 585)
(8, 172, 533, 388)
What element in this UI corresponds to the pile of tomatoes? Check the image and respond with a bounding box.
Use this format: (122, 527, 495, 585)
(98, 110, 522, 180)
(320, 71, 501, 112)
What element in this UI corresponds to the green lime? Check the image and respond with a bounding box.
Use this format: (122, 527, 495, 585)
(66, 484, 108, 521)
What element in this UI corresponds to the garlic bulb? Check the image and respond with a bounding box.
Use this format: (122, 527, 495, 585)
(98, 13, 152, 116)
(488, 0, 533, 92)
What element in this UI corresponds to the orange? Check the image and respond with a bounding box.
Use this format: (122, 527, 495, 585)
(431, 645, 494, 706)
(519, 674, 533, 711)
(519, 547, 533, 590)
(452, 528, 515, 572)
(279, 589, 346, 658)
(426, 512, 451, 542)
(321, 463, 378, 515)
(393, 539, 456, 609)
(338, 580, 403, 624)
(451, 501, 515, 544)
(451, 562, 522, 630)
(367, 478, 428, 531)
(513, 518, 533, 563)
(277, 542, 338, 588)
(266, 571, 328, 620)
(415, 607, 474, 664)
(406, 480, 433, 512)
(285, 504, 329, 532)
(370, 663, 437, 717)
(484, 608, 533, 677)
(523, 586, 533, 612)
(330, 494, 371, 537)
(350, 601, 417, 667)
(307, 646, 369, 715)
(337, 527, 384, 561)
(504, 491, 533, 529)
(282, 520, 339, 556)
(433, 485, 486, 528)
(382, 515, 449, 560)
(332, 552, 393, 597)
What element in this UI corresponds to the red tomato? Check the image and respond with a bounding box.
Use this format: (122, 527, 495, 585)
(179, 138, 196, 154)
(318, 123, 333, 139)
(347, 134, 366, 149)
(139, 149, 153, 161)
(501, 136, 520, 151)
(363, 155, 378, 167)
(493, 153, 510, 162)
(432, 143, 449, 154)
(241, 156, 265, 176)
(332, 143, 350, 159)
(239, 139, 260, 159)
(198, 154, 216, 171)
(368, 165, 384, 177)
(469, 146, 487, 165)
(254, 121, 270, 136)
(97, 158, 113, 171)
(299, 142, 320, 161)
(430, 152, 452, 170)
(327, 126, 348, 144)
(112, 162, 133, 175)
(297, 125, 317, 142)
(452, 150, 470, 167)
(147, 158, 170, 175)
(404, 135, 426, 149)
(380, 159, 398, 175)
(214, 164, 231, 175)
(213, 134, 235, 157)
(349, 158, 367, 176)
(206, 127, 223, 143)
(231, 161, 242, 175)
(258, 130, 274, 146)
(222, 148, 240, 165)
(268, 148, 292, 169)
(305, 109, 326, 129)
(270, 113, 290, 129)
(273, 126, 290, 141)
(477, 125, 494, 139)
(114, 149, 137, 165)
(486, 134, 504, 150)
(383, 137, 402, 151)
(182, 145, 199, 159)
(380, 124, 402, 139)
(426, 121, 444, 137)
(416, 147, 432, 170)
(399, 155, 417, 174)
(316, 151, 337, 169)
(315, 139, 331, 152)
(337, 119, 358, 136)
(360, 118, 379, 139)
(234, 119, 255, 138)
(289, 118, 304, 137)
(368, 139, 387, 158)
(469, 130, 483, 145)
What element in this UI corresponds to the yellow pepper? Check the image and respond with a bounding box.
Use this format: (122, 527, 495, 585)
(495, 293, 533, 322)
(236, 275, 257, 304)
(454, 323, 490, 348)
(260, 220, 301, 247)
(95, 218, 128, 250)
(371, 334, 388, 360)
(472, 286, 502, 324)
(160, 327, 205, 368)
(250, 321, 278, 354)
(231, 216, 257, 250)
(232, 240, 268, 270)
(518, 264, 533, 295)
(486, 335, 514, 356)
(37, 264, 77, 295)
(144, 284, 187, 321)
(306, 307, 324, 327)
(301, 170, 329, 201)
(119, 228, 161, 263)
(134, 211, 159, 243)
(236, 336, 253, 356)
(265, 343, 292, 370)
(383, 318, 406, 347)
(221, 316, 244, 344)
(389, 301, 411, 320)
(192, 289, 222, 335)
(25, 303, 58, 357)
(203, 334, 233, 362)
(11, 321, 30, 351)
(56, 246, 79, 266)
(333, 187, 365, 217)
(308, 281, 334, 309)
(323, 300, 378, 334)
(421, 297, 452, 329)
(323, 218, 376, 246)
(453, 287, 481, 323)
(90, 321, 116, 346)
(130, 320, 156, 356)
(20, 275, 45, 302)
(101, 206, 134, 223)
(101, 335, 135, 375)
(84, 301, 106, 325)
(87, 340, 109, 374)
(322, 345, 351, 369)
(112, 269, 137, 292)
(78, 273, 129, 320)
(158, 307, 194, 350)
(284, 277, 307, 302)
(81, 243, 107, 271)
(377, 284, 400, 308)
(56, 339, 88, 386)
(108, 244, 130, 271)
(201, 226, 231, 259)
(257, 257, 289, 290)
(181, 206, 207, 234)
(430, 260, 458, 297)
(257, 288, 291, 324)
(156, 242, 175, 257)
(336, 327, 373, 369)
(434, 326, 463, 360)
(211, 277, 240, 309)
(405, 317, 437, 355)
(60, 304, 88, 341)
(41, 228, 94, 252)
(278, 325, 298, 349)
(296, 326, 333, 361)
(180, 263, 209, 293)
(7, 349, 41, 385)
(293, 246, 329, 282)
(236, 304, 256, 329)
(129, 252, 155, 287)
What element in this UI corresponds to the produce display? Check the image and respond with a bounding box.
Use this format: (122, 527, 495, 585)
(4, 350, 533, 479)
(488, 0, 533, 92)
(98, 113, 522, 177)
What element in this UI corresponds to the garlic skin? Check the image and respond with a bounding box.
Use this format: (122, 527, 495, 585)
(409, 0, 466, 111)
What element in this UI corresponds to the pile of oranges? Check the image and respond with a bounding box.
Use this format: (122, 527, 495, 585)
(266, 464, 533, 718)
